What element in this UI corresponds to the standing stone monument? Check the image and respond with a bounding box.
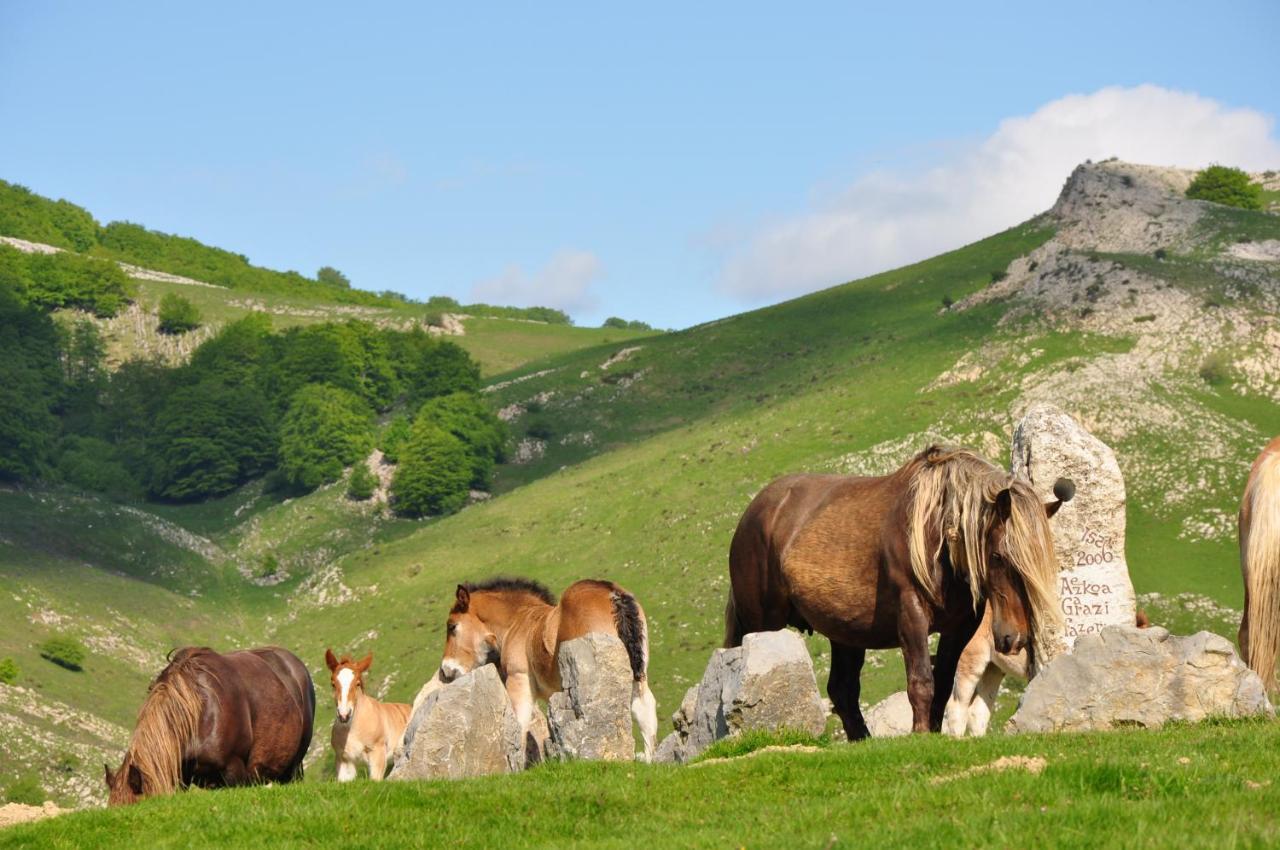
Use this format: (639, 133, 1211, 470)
(1011, 403, 1136, 651)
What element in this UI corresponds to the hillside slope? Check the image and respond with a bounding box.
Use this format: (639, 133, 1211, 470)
(1, 161, 1277, 808)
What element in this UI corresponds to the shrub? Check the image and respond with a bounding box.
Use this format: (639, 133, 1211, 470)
(279, 385, 373, 490)
(1199, 352, 1230, 386)
(55, 436, 140, 498)
(3, 774, 46, 806)
(1186, 165, 1263, 210)
(156, 292, 201, 334)
(0, 657, 18, 684)
(1153, 248, 1168, 260)
(526, 417, 555, 441)
(40, 635, 87, 671)
(989, 270, 1008, 285)
(602, 317, 653, 331)
(391, 421, 471, 517)
(257, 554, 280, 580)
(940, 295, 954, 309)
(347, 462, 377, 501)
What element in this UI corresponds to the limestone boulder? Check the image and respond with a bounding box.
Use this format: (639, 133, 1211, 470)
(1011, 402, 1137, 653)
(389, 664, 523, 780)
(654, 630, 827, 763)
(1007, 625, 1273, 733)
(864, 691, 913, 738)
(546, 633, 635, 762)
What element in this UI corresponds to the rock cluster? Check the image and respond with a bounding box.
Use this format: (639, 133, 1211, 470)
(1007, 625, 1273, 733)
(655, 630, 827, 763)
(546, 633, 636, 762)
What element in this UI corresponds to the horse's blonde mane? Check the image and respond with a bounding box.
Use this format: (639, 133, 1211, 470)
(1244, 448, 1280, 692)
(124, 652, 207, 796)
(907, 446, 1063, 653)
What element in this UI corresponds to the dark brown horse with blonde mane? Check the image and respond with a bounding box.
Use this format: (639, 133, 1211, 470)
(104, 646, 315, 805)
(726, 445, 1070, 739)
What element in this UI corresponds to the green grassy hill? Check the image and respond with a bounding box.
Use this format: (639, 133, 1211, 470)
(1, 161, 1278, 817)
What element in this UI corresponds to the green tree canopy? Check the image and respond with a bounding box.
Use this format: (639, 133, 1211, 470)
(1186, 165, 1263, 210)
(279, 385, 374, 490)
(0, 284, 64, 481)
(148, 380, 277, 500)
(391, 420, 471, 517)
(317, 266, 351, 288)
(415, 392, 505, 489)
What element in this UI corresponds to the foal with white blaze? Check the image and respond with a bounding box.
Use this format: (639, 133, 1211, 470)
(325, 650, 411, 781)
(439, 577, 659, 761)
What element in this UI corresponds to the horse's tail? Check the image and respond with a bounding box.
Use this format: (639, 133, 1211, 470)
(609, 586, 647, 682)
(129, 650, 208, 795)
(1243, 449, 1280, 691)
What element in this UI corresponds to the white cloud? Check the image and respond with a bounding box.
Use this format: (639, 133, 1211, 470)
(717, 85, 1280, 301)
(470, 250, 603, 313)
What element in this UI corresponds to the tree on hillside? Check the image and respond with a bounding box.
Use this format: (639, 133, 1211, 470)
(414, 392, 505, 489)
(278, 385, 374, 490)
(392, 333, 481, 409)
(391, 420, 471, 517)
(0, 285, 63, 481)
(602, 316, 653, 331)
(379, 414, 412, 464)
(317, 266, 351, 288)
(1186, 165, 1263, 210)
(187, 313, 274, 388)
(148, 381, 277, 500)
(157, 293, 202, 334)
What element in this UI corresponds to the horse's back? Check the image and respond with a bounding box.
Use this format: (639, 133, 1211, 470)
(557, 579, 636, 640)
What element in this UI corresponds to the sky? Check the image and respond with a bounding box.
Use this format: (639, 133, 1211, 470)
(1, 2, 1278, 329)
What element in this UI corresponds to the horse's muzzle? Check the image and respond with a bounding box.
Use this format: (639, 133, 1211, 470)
(336, 710, 352, 723)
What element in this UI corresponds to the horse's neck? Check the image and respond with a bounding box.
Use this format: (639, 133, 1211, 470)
(485, 595, 556, 678)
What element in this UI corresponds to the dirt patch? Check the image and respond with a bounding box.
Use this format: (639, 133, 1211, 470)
(930, 755, 1047, 784)
(0, 801, 67, 829)
(692, 744, 822, 768)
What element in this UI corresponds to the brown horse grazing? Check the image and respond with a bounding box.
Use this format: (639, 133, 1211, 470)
(324, 650, 411, 781)
(1240, 436, 1280, 694)
(726, 445, 1068, 739)
(439, 577, 658, 761)
(104, 646, 314, 805)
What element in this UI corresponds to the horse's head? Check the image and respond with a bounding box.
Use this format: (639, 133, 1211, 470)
(439, 584, 498, 683)
(324, 648, 372, 723)
(982, 477, 1073, 656)
(103, 760, 143, 806)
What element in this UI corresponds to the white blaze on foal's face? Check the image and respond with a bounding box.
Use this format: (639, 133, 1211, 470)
(335, 668, 356, 722)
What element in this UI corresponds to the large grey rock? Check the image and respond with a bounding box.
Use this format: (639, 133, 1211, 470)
(389, 664, 524, 780)
(1007, 626, 1273, 733)
(1012, 403, 1136, 653)
(546, 633, 635, 762)
(864, 690, 912, 738)
(654, 630, 827, 763)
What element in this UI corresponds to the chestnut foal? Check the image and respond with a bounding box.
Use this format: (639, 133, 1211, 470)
(325, 650, 411, 781)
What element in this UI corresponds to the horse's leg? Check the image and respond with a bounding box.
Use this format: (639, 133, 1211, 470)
(221, 756, 252, 787)
(631, 678, 658, 762)
(941, 637, 990, 737)
(930, 629, 976, 732)
(828, 643, 870, 741)
(967, 666, 1005, 736)
(898, 597, 934, 733)
(506, 671, 535, 746)
(367, 742, 387, 781)
(336, 756, 358, 782)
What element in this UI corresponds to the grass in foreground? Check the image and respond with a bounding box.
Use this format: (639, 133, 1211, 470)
(5, 721, 1279, 849)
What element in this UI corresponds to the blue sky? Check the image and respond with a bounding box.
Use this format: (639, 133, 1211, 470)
(2, 2, 1278, 328)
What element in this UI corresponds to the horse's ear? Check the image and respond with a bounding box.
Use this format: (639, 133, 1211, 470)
(455, 585, 470, 612)
(357, 652, 373, 673)
(127, 764, 143, 795)
(993, 487, 1013, 522)
(324, 648, 339, 671)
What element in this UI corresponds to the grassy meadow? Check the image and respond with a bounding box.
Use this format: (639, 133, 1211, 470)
(5, 721, 1279, 849)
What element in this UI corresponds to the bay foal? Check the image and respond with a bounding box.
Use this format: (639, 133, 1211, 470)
(439, 577, 658, 761)
(325, 650, 411, 781)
